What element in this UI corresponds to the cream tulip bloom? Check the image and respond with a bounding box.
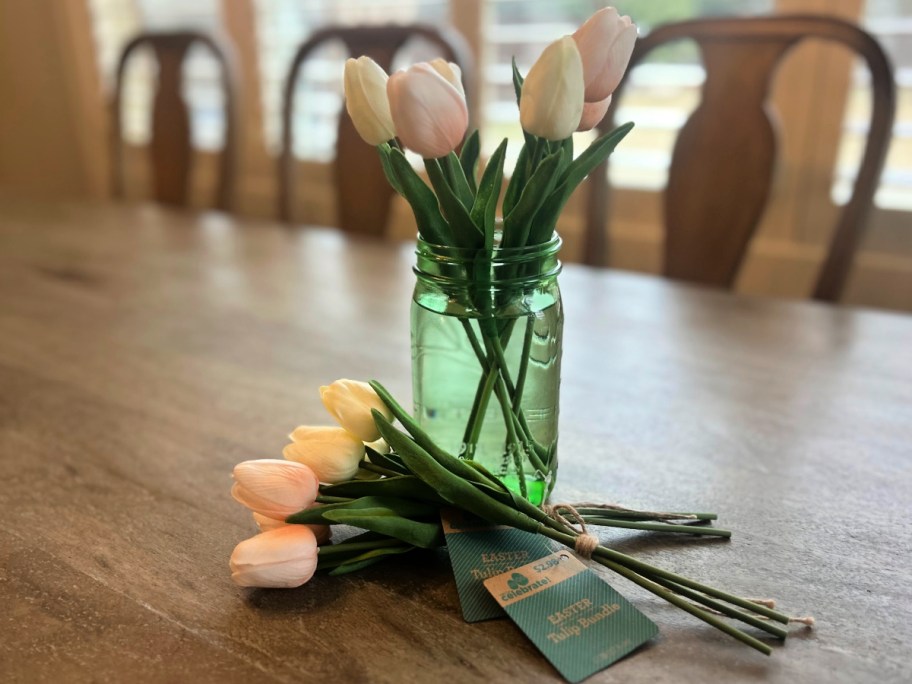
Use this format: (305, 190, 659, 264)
(428, 58, 465, 96)
(387, 63, 468, 159)
(343, 56, 396, 145)
(572, 7, 637, 103)
(320, 379, 392, 443)
(231, 459, 319, 520)
(577, 95, 612, 132)
(229, 525, 319, 588)
(519, 36, 584, 141)
(283, 425, 365, 483)
(366, 438, 390, 455)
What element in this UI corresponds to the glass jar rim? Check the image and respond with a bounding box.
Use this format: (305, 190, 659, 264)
(415, 233, 562, 265)
(414, 233, 562, 288)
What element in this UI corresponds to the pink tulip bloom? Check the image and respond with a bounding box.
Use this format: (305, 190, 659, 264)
(231, 459, 319, 520)
(387, 63, 468, 159)
(577, 95, 612, 132)
(573, 7, 637, 103)
(230, 525, 319, 588)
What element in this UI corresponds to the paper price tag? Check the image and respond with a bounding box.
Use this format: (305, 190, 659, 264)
(484, 551, 659, 682)
(442, 508, 553, 622)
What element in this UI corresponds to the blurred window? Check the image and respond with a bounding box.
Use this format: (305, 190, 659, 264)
(87, 0, 224, 149)
(482, 0, 773, 178)
(253, 0, 448, 160)
(834, 0, 912, 210)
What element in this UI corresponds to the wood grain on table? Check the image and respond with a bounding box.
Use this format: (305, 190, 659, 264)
(0, 197, 910, 683)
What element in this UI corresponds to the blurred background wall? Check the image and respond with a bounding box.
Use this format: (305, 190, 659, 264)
(1, 0, 910, 311)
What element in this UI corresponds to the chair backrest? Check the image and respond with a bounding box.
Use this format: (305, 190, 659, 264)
(584, 15, 895, 302)
(111, 31, 238, 211)
(279, 24, 472, 235)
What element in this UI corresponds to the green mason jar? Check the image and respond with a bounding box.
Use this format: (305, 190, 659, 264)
(410, 234, 563, 504)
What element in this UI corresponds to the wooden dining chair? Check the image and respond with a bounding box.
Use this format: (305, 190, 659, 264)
(584, 15, 896, 302)
(278, 25, 473, 234)
(111, 31, 239, 211)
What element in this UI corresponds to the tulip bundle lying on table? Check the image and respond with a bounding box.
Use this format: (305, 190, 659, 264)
(341, 8, 639, 504)
(230, 380, 813, 656)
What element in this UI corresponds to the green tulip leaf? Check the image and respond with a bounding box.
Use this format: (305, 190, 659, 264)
(511, 57, 524, 105)
(320, 475, 445, 503)
(560, 121, 634, 194)
(377, 144, 405, 196)
(388, 149, 451, 245)
(459, 130, 481, 194)
(323, 510, 443, 548)
(502, 148, 565, 249)
(470, 138, 508, 251)
(529, 122, 634, 245)
(374, 413, 535, 532)
(502, 143, 528, 218)
(364, 445, 409, 475)
(444, 152, 475, 209)
(425, 159, 482, 249)
(286, 495, 438, 525)
(368, 383, 502, 489)
(327, 545, 415, 576)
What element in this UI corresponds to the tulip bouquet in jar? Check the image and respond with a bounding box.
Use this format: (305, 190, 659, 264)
(343, 8, 638, 505)
(228, 9, 815, 659)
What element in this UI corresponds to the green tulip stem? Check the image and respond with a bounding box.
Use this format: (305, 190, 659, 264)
(542, 528, 772, 655)
(462, 317, 549, 464)
(481, 334, 548, 477)
(511, 315, 535, 413)
(594, 556, 774, 656)
(459, 318, 491, 459)
(644, 574, 788, 640)
(581, 516, 731, 538)
(574, 507, 718, 522)
(463, 364, 498, 458)
(485, 330, 549, 461)
(459, 318, 547, 475)
(537, 526, 790, 625)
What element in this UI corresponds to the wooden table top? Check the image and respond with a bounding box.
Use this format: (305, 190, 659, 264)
(1, 197, 910, 683)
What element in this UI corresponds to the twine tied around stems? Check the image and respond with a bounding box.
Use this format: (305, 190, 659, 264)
(542, 503, 600, 558)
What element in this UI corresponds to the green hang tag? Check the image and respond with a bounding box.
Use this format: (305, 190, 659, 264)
(484, 551, 659, 682)
(442, 508, 553, 623)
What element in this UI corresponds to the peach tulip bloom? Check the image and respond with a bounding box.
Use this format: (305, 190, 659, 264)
(520, 36, 584, 141)
(283, 425, 365, 483)
(320, 379, 392, 443)
(343, 56, 396, 145)
(387, 63, 468, 159)
(231, 459, 319, 520)
(573, 7, 637, 103)
(577, 95, 612, 132)
(230, 525, 319, 588)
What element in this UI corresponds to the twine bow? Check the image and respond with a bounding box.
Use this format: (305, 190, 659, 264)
(542, 503, 600, 558)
